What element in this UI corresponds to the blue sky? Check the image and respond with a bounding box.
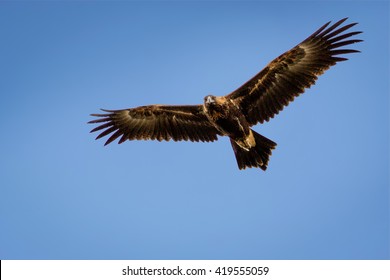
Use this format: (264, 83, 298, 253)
(0, 1, 388, 260)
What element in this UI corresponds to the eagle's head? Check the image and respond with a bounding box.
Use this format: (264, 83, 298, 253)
(203, 95, 228, 118)
(204, 95, 216, 105)
(203, 95, 218, 115)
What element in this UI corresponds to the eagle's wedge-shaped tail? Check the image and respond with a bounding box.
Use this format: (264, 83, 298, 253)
(230, 130, 277, 170)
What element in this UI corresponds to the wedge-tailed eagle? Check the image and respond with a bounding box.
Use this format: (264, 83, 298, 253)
(89, 18, 362, 170)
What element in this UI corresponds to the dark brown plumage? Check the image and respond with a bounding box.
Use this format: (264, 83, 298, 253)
(89, 18, 362, 170)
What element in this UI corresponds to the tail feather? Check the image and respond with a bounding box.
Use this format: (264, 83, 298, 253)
(230, 130, 277, 171)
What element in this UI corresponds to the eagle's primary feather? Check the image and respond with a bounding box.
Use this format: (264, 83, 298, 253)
(89, 18, 362, 171)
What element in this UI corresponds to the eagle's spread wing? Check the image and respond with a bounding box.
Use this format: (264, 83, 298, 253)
(89, 105, 220, 145)
(227, 18, 362, 126)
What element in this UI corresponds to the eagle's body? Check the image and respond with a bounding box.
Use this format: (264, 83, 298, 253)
(89, 18, 362, 170)
(203, 95, 250, 145)
(202, 95, 276, 170)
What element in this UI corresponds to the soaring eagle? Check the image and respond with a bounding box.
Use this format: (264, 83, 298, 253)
(89, 18, 362, 170)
